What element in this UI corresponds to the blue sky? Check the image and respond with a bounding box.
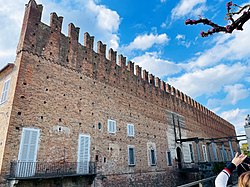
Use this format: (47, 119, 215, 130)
(0, 0, 250, 135)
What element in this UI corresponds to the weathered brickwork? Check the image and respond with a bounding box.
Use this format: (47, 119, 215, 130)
(7, 177, 91, 187)
(0, 0, 238, 187)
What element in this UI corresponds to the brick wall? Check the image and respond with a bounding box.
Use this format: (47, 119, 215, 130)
(0, 1, 237, 186)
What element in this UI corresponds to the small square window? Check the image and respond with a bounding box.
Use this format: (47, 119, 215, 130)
(127, 124, 134, 137)
(108, 119, 116, 133)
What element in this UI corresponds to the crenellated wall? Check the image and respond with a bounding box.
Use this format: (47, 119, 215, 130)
(0, 1, 237, 186)
(16, 0, 234, 131)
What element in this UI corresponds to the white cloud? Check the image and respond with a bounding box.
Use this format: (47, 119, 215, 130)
(0, 0, 121, 70)
(207, 84, 249, 110)
(171, 0, 207, 19)
(48, 0, 121, 50)
(168, 63, 248, 98)
(0, 49, 16, 64)
(176, 34, 185, 40)
(124, 33, 169, 51)
(160, 0, 166, 3)
(246, 77, 250, 83)
(86, 0, 120, 33)
(161, 22, 167, 28)
(0, 0, 23, 24)
(176, 34, 191, 48)
(0, 0, 24, 68)
(132, 52, 182, 77)
(220, 108, 250, 135)
(206, 98, 222, 111)
(224, 84, 249, 105)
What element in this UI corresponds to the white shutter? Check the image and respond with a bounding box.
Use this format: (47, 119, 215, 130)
(108, 119, 116, 133)
(1, 78, 11, 104)
(127, 124, 134, 137)
(113, 120, 116, 133)
(108, 120, 111, 132)
(17, 128, 40, 177)
(202, 145, 207, 162)
(131, 124, 134, 136)
(110, 121, 113, 132)
(77, 134, 91, 174)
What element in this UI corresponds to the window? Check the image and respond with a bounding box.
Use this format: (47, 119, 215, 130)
(224, 150, 228, 161)
(127, 124, 134, 137)
(128, 146, 135, 166)
(227, 150, 231, 161)
(189, 144, 194, 162)
(108, 119, 116, 133)
(98, 122, 101, 129)
(17, 128, 40, 177)
(202, 145, 208, 162)
(167, 151, 172, 166)
(220, 149, 224, 161)
(150, 149, 156, 165)
(0, 78, 11, 104)
(77, 134, 91, 174)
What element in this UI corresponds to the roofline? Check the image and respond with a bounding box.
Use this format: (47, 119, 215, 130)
(0, 63, 14, 74)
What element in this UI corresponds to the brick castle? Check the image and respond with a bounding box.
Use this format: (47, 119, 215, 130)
(0, 0, 238, 186)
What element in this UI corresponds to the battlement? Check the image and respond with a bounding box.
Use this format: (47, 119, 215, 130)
(16, 0, 233, 128)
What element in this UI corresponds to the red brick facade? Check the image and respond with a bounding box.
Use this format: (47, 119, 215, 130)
(0, 1, 237, 186)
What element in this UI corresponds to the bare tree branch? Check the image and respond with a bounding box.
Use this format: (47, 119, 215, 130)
(185, 1, 250, 37)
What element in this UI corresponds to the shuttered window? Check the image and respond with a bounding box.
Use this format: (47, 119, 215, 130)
(202, 145, 208, 162)
(0, 78, 11, 104)
(17, 128, 40, 177)
(77, 134, 91, 174)
(108, 119, 116, 133)
(127, 124, 134, 137)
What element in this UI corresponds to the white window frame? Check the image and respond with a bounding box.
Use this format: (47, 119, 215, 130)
(127, 124, 134, 137)
(108, 119, 116, 134)
(128, 145, 135, 166)
(77, 134, 91, 174)
(0, 78, 11, 104)
(17, 127, 40, 177)
(202, 145, 208, 162)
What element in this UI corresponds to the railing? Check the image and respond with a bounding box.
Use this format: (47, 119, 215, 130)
(176, 162, 201, 172)
(177, 161, 227, 173)
(9, 161, 96, 179)
(176, 176, 216, 187)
